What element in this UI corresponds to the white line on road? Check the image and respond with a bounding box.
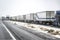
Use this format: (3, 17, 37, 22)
(2, 23, 16, 40)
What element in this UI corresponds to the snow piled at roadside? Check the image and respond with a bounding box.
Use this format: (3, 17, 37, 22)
(6, 21, 60, 38)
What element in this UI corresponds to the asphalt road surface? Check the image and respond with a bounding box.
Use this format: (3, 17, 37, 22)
(2, 20, 60, 40)
(0, 21, 13, 40)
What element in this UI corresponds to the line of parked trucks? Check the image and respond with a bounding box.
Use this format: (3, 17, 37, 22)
(5, 11, 60, 27)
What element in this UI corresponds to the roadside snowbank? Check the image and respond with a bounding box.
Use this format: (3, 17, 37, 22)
(6, 21, 60, 38)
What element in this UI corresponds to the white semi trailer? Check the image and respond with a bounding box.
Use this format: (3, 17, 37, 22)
(25, 13, 34, 23)
(25, 11, 55, 24)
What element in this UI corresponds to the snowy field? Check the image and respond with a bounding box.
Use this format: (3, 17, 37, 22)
(5, 20, 60, 38)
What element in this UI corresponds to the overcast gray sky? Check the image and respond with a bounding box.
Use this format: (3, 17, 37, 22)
(0, 0, 60, 17)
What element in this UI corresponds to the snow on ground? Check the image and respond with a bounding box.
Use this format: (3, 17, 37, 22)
(5, 20, 60, 38)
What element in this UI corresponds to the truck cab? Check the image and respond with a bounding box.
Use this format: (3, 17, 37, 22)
(53, 11, 60, 26)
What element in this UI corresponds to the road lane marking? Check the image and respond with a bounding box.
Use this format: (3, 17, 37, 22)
(2, 23, 16, 40)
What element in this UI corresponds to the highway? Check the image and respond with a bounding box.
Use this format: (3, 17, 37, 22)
(0, 20, 60, 40)
(0, 21, 13, 40)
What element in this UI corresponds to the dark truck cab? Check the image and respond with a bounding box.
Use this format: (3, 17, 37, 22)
(53, 11, 60, 26)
